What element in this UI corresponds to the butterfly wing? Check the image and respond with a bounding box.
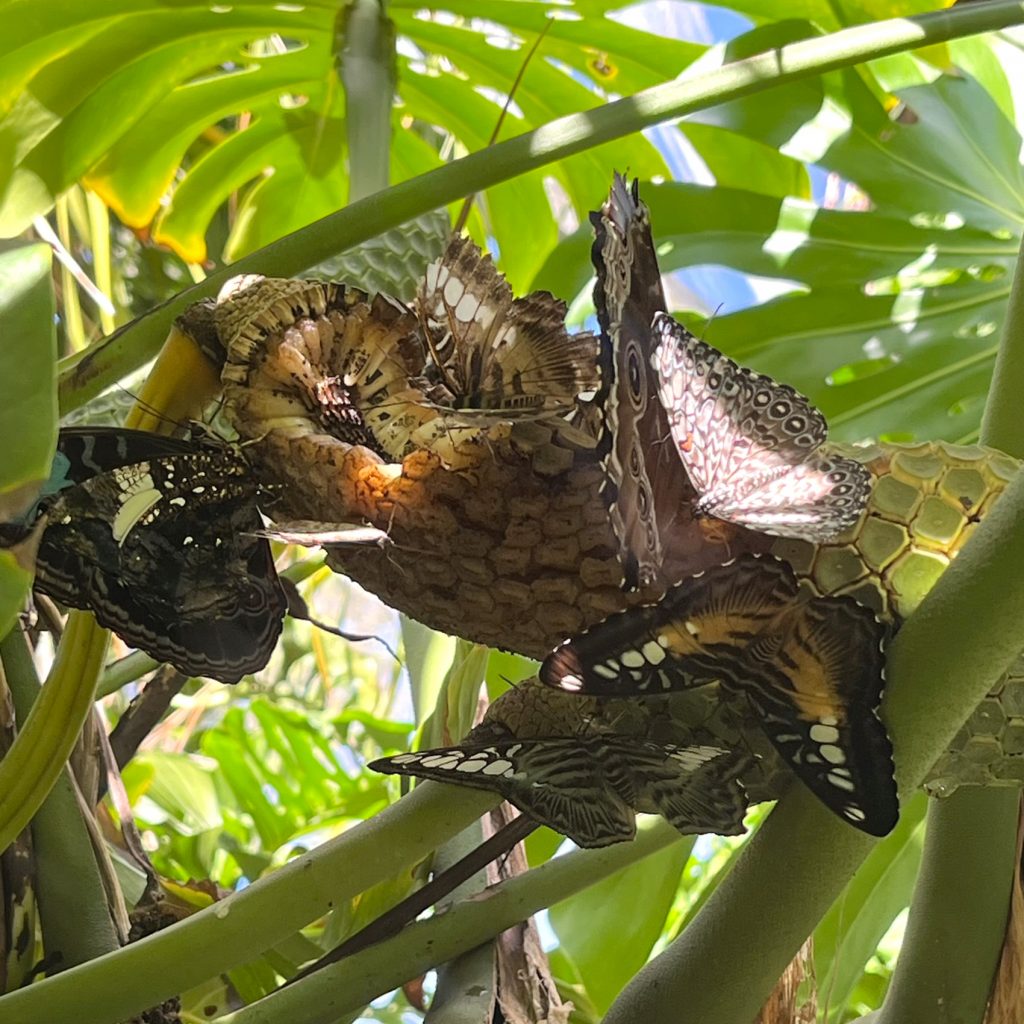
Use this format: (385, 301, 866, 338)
(51, 428, 198, 488)
(255, 520, 390, 548)
(592, 175, 693, 589)
(541, 554, 798, 696)
(418, 234, 513, 401)
(35, 451, 285, 682)
(740, 596, 897, 836)
(485, 291, 600, 411)
(219, 278, 437, 462)
(6, 428, 199, 528)
(653, 313, 869, 542)
(709, 451, 872, 542)
(417, 235, 599, 418)
(370, 740, 638, 848)
(621, 740, 750, 837)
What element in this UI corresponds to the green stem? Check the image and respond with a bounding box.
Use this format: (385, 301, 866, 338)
(58, 0, 1024, 413)
(2, 630, 120, 967)
(876, 791, 1019, 1024)
(219, 820, 684, 1024)
(95, 651, 160, 699)
(980, 233, 1024, 454)
(339, 0, 395, 202)
(872, 206, 1024, 1024)
(0, 783, 498, 1024)
(0, 614, 108, 852)
(601, 438, 1024, 1022)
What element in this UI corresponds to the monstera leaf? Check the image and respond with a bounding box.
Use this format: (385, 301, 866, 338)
(535, 39, 1024, 445)
(0, 242, 55, 635)
(0, 0, 695, 289)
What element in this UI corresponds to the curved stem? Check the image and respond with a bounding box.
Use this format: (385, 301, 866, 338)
(1, 629, 120, 967)
(95, 651, 160, 699)
(981, 233, 1024, 454)
(219, 820, 685, 1024)
(0, 782, 498, 1024)
(0, 328, 218, 854)
(0, 614, 108, 852)
(292, 815, 536, 982)
(876, 790, 1019, 1024)
(873, 213, 1024, 1024)
(58, 0, 1024, 413)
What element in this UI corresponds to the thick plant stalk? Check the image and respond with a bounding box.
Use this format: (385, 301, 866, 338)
(216, 820, 685, 1024)
(0, 783, 499, 1024)
(58, 0, 1024, 413)
(0, 329, 219, 854)
(981, 233, 1024, 458)
(0, 615, 108, 853)
(1, 629, 120, 966)
(601, 142, 1024, 1024)
(876, 791, 1019, 1024)
(871, 235, 1024, 1024)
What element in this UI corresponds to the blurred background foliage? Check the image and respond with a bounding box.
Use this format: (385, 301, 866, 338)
(0, 0, 1021, 1021)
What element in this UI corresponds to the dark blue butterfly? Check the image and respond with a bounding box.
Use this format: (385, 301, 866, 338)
(2, 428, 286, 683)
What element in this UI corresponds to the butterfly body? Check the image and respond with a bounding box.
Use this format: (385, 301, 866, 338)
(592, 176, 696, 589)
(541, 554, 898, 835)
(654, 313, 872, 542)
(5, 428, 286, 683)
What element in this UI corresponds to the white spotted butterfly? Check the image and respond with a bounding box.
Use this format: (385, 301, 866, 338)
(653, 312, 871, 542)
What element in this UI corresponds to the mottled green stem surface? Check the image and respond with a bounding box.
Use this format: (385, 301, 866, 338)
(218, 820, 684, 1024)
(0, 783, 498, 1024)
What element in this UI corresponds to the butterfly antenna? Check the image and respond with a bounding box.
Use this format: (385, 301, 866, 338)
(452, 20, 552, 236)
(700, 303, 725, 340)
(114, 385, 189, 433)
(281, 579, 401, 663)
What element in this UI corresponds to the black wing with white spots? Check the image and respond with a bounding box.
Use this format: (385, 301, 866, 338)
(541, 555, 897, 836)
(5, 430, 286, 683)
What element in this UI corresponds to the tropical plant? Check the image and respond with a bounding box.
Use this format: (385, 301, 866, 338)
(2, 2, 1024, 1023)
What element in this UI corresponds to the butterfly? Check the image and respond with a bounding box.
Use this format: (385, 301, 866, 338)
(540, 553, 898, 836)
(415, 234, 600, 420)
(591, 175, 695, 590)
(1, 428, 287, 683)
(218, 265, 597, 469)
(370, 735, 749, 848)
(653, 313, 871, 542)
(218, 275, 441, 462)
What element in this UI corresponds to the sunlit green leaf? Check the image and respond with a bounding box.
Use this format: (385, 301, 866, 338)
(549, 833, 693, 1013)
(814, 793, 927, 1016)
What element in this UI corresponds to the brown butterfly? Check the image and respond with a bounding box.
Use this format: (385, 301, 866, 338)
(415, 234, 600, 421)
(371, 680, 750, 847)
(371, 736, 749, 848)
(219, 276, 437, 462)
(591, 175, 694, 589)
(541, 553, 898, 836)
